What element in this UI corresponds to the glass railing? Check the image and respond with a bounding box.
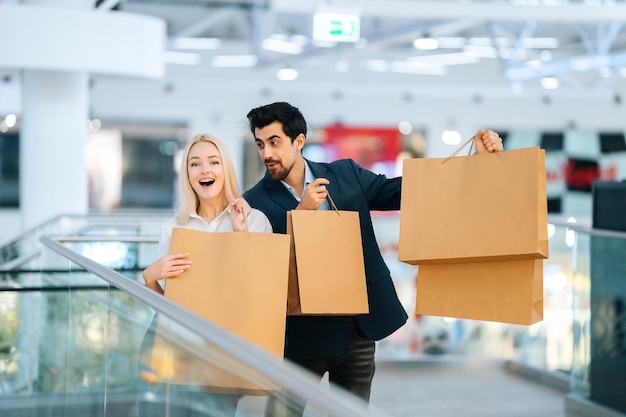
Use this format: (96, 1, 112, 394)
(1, 211, 624, 415)
(0, 214, 392, 417)
(563, 222, 626, 408)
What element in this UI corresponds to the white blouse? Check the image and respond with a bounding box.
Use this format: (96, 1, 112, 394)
(158, 208, 273, 257)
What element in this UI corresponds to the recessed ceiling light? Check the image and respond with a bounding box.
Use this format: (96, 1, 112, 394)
(277, 68, 298, 81)
(413, 38, 439, 50)
(171, 37, 221, 50)
(541, 77, 559, 89)
(211, 55, 258, 68)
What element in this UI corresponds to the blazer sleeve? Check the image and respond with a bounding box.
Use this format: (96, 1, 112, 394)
(347, 159, 402, 211)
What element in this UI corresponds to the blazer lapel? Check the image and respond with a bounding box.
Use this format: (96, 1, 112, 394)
(307, 159, 340, 209)
(262, 172, 299, 211)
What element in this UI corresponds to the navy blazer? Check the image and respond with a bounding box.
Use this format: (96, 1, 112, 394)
(244, 158, 408, 360)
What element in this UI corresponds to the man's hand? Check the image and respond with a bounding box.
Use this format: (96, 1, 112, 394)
(474, 129, 503, 154)
(297, 178, 330, 210)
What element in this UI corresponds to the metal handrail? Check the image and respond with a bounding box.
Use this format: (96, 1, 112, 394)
(53, 235, 158, 242)
(549, 219, 626, 240)
(39, 235, 389, 417)
(0, 249, 41, 272)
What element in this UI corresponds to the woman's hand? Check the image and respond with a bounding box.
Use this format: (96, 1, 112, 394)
(474, 129, 504, 154)
(142, 252, 191, 294)
(230, 198, 252, 231)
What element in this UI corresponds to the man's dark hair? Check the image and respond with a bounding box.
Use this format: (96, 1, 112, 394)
(246, 101, 307, 142)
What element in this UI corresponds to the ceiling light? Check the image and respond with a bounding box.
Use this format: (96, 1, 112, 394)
(4, 113, 16, 128)
(172, 37, 221, 50)
(211, 55, 258, 68)
(407, 52, 479, 66)
(398, 121, 413, 135)
(435, 37, 466, 49)
(262, 38, 303, 55)
(463, 45, 498, 59)
(413, 38, 439, 50)
(541, 77, 559, 89)
(277, 68, 298, 81)
(442, 130, 461, 146)
(163, 51, 201, 65)
(391, 61, 446, 75)
(468, 37, 493, 47)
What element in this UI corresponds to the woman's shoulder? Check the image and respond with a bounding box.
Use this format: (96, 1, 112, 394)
(249, 208, 269, 220)
(248, 208, 273, 232)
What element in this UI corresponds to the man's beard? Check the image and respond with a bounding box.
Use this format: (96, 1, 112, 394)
(266, 159, 293, 182)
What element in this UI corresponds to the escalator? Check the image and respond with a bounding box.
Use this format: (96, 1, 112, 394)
(0, 213, 388, 417)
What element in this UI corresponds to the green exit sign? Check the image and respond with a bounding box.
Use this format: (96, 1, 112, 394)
(313, 13, 360, 43)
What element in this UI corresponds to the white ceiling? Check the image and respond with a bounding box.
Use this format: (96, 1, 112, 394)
(100, 0, 626, 100)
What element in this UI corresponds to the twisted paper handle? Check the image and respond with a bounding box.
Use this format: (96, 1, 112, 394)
(441, 136, 476, 164)
(312, 190, 341, 217)
(212, 207, 249, 232)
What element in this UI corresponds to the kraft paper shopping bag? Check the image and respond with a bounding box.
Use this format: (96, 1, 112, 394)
(286, 207, 369, 315)
(156, 227, 290, 393)
(399, 145, 548, 265)
(415, 259, 544, 325)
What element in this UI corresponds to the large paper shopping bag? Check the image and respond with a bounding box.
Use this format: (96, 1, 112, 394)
(399, 146, 548, 265)
(415, 259, 544, 325)
(158, 227, 291, 393)
(286, 209, 369, 315)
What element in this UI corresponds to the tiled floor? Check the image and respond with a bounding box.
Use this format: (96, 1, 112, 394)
(237, 357, 569, 417)
(370, 357, 567, 417)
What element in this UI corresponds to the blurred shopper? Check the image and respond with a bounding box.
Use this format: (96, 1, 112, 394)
(140, 133, 272, 417)
(243, 101, 503, 416)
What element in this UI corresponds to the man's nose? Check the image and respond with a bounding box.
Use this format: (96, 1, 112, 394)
(260, 147, 272, 159)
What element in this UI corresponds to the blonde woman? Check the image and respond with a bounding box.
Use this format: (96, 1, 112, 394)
(140, 133, 272, 417)
(143, 133, 272, 294)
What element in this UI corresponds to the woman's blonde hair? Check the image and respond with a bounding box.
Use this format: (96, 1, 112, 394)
(174, 133, 241, 224)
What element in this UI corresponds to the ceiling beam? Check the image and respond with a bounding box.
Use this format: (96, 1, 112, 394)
(170, 6, 239, 40)
(271, 0, 626, 22)
(504, 52, 626, 81)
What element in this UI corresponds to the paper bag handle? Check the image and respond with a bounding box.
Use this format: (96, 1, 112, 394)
(315, 191, 341, 217)
(441, 136, 476, 164)
(212, 208, 249, 232)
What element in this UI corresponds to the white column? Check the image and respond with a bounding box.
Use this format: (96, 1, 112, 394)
(20, 70, 89, 229)
(0, 3, 165, 230)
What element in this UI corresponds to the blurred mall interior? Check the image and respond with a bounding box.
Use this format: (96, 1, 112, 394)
(1, 1, 626, 416)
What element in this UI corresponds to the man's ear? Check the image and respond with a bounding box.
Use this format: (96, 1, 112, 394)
(295, 133, 305, 151)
